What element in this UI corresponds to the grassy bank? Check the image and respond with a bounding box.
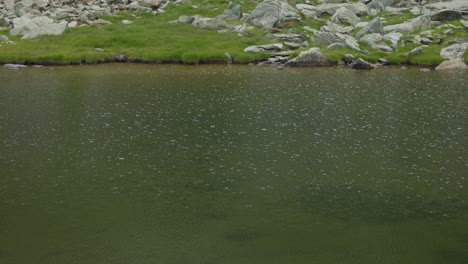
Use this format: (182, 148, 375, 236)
(0, 4, 272, 65)
(0, 1, 467, 66)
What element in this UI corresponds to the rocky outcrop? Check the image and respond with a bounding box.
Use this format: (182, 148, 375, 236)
(251, 0, 300, 28)
(285, 47, 330, 67)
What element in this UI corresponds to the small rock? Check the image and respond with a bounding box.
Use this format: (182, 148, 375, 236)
(378, 58, 390, 65)
(95, 48, 104, 52)
(420, 68, 430, 72)
(122, 20, 132, 24)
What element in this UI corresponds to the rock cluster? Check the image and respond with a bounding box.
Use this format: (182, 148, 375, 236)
(0, 0, 169, 38)
(172, 0, 466, 69)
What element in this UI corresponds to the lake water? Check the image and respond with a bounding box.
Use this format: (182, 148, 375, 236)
(0, 64, 467, 264)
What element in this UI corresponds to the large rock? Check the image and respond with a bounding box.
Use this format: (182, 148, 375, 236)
(285, 47, 331, 67)
(331, 7, 360, 26)
(251, 0, 300, 28)
(440, 43, 468, 59)
(430, 10, 462, 22)
(383, 14, 431, 33)
(435, 58, 467, 70)
(10, 16, 67, 39)
(356, 17, 384, 39)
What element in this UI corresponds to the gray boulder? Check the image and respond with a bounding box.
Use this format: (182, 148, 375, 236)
(331, 7, 360, 26)
(350, 58, 374, 70)
(251, 0, 300, 28)
(435, 58, 467, 70)
(356, 17, 384, 39)
(10, 16, 67, 39)
(440, 43, 468, 59)
(430, 10, 462, 22)
(285, 47, 331, 67)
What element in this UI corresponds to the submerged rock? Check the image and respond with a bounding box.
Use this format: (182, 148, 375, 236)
(285, 47, 331, 67)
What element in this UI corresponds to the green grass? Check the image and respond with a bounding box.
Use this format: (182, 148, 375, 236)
(0, 8, 272, 64)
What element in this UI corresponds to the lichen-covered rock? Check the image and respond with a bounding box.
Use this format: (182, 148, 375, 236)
(285, 47, 331, 67)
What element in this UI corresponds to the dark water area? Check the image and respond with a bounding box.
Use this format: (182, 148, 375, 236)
(0, 64, 467, 264)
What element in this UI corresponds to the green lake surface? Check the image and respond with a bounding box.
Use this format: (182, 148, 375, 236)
(0, 64, 467, 264)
